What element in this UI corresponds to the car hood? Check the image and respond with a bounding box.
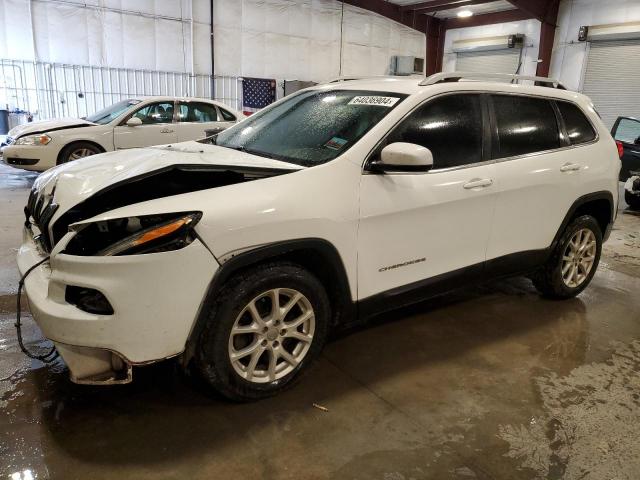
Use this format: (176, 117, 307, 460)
(8, 118, 95, 138)
(29, 141, 304, 250)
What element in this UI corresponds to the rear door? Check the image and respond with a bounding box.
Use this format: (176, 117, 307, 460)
(175, 101, 229, 141)
(485, 95, 595, 268)
(611, 116, 640, 181)
(113, 101, 177, 149)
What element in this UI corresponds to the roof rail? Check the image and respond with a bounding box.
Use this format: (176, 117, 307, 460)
(419, 72, 567, 90)
(326, 74, 421, 84)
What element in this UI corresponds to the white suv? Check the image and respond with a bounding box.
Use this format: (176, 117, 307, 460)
(17, 73, 620, 400)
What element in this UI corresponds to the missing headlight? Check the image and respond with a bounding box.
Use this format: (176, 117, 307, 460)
(64, 212, 202, 256)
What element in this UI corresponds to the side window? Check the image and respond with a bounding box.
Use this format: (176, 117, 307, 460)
(219, 107, 237, 121)
(612, 117, 640, 144)
(492, 95, 560, 158)
(556, 101, 596, 145)
(177, 102, 219, 122)
(384, 94, 483, 169)
(132, 102, 175, 124)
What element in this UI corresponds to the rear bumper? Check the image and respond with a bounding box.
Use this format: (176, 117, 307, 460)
(17, 228, 218, 383)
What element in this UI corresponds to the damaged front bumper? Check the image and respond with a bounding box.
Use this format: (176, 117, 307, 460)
(17, 227, 218, 384)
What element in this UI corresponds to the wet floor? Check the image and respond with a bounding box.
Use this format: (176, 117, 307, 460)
(1, 163, 639, 479)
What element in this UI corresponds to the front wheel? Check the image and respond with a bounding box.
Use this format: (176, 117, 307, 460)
(58, 142, 102, 165)
(625, 190, 640, 210)
(532, 215, 602, 299)
(194, 262, 330, 401)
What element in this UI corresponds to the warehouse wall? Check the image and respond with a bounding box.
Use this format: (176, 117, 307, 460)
(0, 0, 425, 81)
(549, 0, 640, 91)
(441, 19, 541, 76)
(213, 0, 425, 81)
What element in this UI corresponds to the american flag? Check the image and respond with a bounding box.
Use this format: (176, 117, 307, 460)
(242, 77, 276, 116)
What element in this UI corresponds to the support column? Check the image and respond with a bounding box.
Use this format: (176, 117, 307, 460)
(536, 0, 560, 77)
(426, 17, 445, 75)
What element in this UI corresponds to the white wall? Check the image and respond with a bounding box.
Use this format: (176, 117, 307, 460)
(213, 0, 425, 82)
(0, 0, 425, 82)
(550, 0, 640, 91)
(442, 19, 541, 76)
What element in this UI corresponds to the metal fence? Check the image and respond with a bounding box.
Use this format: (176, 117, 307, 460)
(0, 59, 242, 121)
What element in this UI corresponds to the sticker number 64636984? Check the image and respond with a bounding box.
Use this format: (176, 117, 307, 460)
(348, 96, 400, 107)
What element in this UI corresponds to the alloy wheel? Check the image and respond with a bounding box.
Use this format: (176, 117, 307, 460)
(69, 148, 96, 160)
(561, 228, 597, 288)
(228, 288, 315, 383)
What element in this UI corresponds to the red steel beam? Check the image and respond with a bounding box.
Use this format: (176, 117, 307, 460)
(339, 0, 426, 33)
(425, 16, 446, 75)
(504, 0, 549, 23)
(445, 8, 533, 29)
(536, 0, 560, 76)
(402, 0, 501, 13)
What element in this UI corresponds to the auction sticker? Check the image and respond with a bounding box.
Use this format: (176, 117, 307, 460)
(348, 96, 400, 107)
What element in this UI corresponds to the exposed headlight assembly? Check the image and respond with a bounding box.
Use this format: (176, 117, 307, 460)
(15, 134, 52, 146)
(65, 212, 202, 256)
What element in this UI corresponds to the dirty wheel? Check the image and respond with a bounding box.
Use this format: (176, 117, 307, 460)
(58, 142, 102, 165)
(194, 262, 330, 401)
(532, 215, 602, 299)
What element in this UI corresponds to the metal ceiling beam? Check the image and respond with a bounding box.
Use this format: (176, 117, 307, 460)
(504, 0, 554, 24)
(401, 0, 499, 13)
(444, 7, 532, 29)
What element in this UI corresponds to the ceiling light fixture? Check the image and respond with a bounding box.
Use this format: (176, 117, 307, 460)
(457, 9, 473, 18)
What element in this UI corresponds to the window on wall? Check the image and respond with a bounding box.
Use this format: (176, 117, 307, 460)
(491, 95, 561, 158)
(177, 102, 219, 123)
(384, 94, 484, 169)
(556, 101, 596, 145)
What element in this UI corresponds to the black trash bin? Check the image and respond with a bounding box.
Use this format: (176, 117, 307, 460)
(0, 109, 9, 135)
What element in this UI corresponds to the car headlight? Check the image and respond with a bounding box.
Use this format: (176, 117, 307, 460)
(64, 212, 202, 256)
(14, 134, 52, 146)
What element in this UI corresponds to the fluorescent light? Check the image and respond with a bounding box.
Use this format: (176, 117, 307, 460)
(457, 9, 473, 17)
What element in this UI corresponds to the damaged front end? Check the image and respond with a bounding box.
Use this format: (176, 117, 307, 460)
(19, 144, 302, 385)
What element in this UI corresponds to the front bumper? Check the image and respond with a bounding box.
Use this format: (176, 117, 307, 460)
(17, 228, 218, 383)
(2, 144, 59, 171)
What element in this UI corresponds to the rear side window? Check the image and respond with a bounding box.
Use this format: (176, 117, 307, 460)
(385, 94, 483, 169)
(219, 107, 236, 121)
(491, 95, 561, 158)
(557, 101, 596, 145)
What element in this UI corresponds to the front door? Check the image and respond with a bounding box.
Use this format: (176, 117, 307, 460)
(113, 101, 177, 149)
(358, 93, 496, 300)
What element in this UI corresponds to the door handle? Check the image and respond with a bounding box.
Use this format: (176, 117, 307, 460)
(160, 128, 174, 134)
(463, 178, 493, 189)
(560, 162, 581, 172)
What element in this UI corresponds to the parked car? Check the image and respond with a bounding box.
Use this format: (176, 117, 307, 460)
(624, 171, 640, 210)
(1, 97, 240, 171)
(611, 115, 640, 181)
(17, 73, 620, 400)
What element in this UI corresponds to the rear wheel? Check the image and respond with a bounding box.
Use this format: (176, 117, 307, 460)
(625, 190, 640, 210)
(58, 142, 102, 165)
(532, 215, 602, 299)
(194, 262, 330, 401)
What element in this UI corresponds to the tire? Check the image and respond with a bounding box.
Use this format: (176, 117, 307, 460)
(194, 262, 331, 401)
(532, 215, 602, 299)
(58, 141, 102, 165)
(625, 190, 640, 210)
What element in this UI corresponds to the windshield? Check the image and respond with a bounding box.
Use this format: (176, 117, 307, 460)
(86, 99, 141, 125)
(214, 89, 407, 166)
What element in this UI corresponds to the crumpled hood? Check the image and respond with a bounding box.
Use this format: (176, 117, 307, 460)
(8, 118, 95, 139)
(30, 141, 303, 247)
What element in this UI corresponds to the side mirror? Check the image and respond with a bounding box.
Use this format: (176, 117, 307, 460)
(371, 142, 434, 172)
(126, 117, 143, 127)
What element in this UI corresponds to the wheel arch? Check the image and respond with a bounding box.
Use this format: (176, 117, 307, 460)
(56, 140, 106, 165)
(183, 238, 355, 365)
(551, 191, 615, 250)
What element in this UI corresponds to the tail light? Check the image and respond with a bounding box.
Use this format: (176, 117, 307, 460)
(616, 140, 624, 159)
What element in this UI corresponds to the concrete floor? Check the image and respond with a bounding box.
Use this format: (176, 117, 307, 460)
(1, 162, 639, 480)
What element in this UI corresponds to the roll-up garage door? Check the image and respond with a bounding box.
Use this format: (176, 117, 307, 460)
(582, 39, 640, 128)
(455, 49, 521, 75)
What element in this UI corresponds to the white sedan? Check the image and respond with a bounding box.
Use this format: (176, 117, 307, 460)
(1, 97, 240, 171)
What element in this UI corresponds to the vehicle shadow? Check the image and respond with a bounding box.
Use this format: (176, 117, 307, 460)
(22, 275, 589, 473)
